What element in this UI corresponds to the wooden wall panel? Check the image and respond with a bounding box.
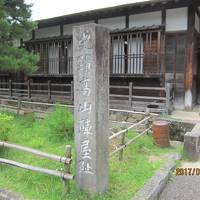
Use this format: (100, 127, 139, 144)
(143, 32, 159, 74)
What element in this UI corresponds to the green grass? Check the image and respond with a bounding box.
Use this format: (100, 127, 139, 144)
(0, 109, 181, 200)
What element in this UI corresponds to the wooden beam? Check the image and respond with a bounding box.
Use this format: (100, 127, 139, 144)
(0, 141, 70, 164)
(185, 3, 195, 110)
(196, 7, 200, 18)
(126, 15, 129, 28)
(32, 30, 35, 40)
(94, 18, 98, 24)
(160, 9, 166, 86)
(109, 117, 150, 140)
(0, 158, 74, 180)
(60, 24, 64, 36)
(162, 8, 166, 29)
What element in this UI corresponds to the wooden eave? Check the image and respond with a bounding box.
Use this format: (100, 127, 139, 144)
(111, 25, 163, 35)
(25, 25, 163, 44)
(110, 73, 162, 79)
(24, 35, 72, 44)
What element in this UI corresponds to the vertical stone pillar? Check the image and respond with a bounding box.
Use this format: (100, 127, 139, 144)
(73, 23, 110, 195)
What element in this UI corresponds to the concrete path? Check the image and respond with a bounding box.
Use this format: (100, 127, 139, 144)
(159, 161, 200, 200)
(171, 110, 200, 123)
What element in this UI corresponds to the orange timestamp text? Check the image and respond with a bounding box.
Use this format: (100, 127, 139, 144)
(176, 168, 200, 176)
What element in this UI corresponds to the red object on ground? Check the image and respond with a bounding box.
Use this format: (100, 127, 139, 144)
(152, 120, 170, 148)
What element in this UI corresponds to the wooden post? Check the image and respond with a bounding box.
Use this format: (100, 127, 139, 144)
(165, 83, 171, 115)
(185, 3, 195, 110)
(70, 81, 74, 103)
(145, 108, 150, 134)
(161, 8, 166, 86)
(17, 98, 22, 116)
(47, 80, 51, 101)
(129, 82, 133, 107)
(9, 80, 12, 97)
(27, 79, 31, 99)
(119, 121, 127, 161)
(64, 145, 71, 194)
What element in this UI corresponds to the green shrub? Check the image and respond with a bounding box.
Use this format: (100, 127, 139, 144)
(43, 105, 74, 140)
(0, 113, 14, 141)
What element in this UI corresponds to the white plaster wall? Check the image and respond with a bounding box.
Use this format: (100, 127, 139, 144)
(63, 21, 94, 35)
(23, 32, 32, 42)
(13, 39, 20, 47)
(98, 16, 125, 30)
(35, 26, 60, 39)
(13, 32, 32, 47)
(195, 13, 200, 32)
(129, 11, 162, 27)
(166, 7, 188, 32)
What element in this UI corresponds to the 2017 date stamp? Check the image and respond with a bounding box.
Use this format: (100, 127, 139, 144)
(176, 168, 200, 176)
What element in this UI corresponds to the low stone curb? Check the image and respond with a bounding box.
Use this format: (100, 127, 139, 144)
(0, 189, 22, 200)
(132, 152, 181, 200)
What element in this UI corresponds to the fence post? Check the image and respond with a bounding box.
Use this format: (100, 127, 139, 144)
(145, 108, 150, 134)
(27, 79, 31, 99)
(70, 81, 74, 103)
(165, 83, 171, 115)
(47, 80, 51, 101)
(119, 121, 127, 161)
(17, 98, 22, 116)
(129, 82, 133, 107)
(9, 79, 12, 97)
(64, 145, 71, 194)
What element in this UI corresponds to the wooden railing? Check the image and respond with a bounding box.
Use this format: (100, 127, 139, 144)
(37, 57, 73, 75)
(35, 52, 161, 76)
(110, 82, 174, 114)
(109, 116, 151, 160)
(0, 141, 73, 193)
(0, 80, 73, 103)
(0, 80, 174, 113)
(111, 53, 161, 75)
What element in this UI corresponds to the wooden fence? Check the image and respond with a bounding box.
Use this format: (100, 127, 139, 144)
(110, 82, 173, 113)
(0, 141, 74, 193)
(0, 106, 153, 194)
(109, 115, 151, 160)
(0, 80, 73, 103)
(0, 80, 174, 113)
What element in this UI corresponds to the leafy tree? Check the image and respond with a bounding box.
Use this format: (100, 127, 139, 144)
(0, 0, 39, 73)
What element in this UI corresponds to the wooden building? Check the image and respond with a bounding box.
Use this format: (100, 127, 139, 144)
(4, 0, 200, 110)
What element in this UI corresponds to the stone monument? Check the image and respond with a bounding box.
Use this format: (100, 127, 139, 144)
(73, 23, 110, 195)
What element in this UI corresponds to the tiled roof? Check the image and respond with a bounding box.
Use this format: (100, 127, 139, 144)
(111, 25, 163, 33)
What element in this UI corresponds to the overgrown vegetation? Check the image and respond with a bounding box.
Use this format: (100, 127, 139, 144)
(0, 108, 180, 200)
(43, 105, 74, 140)
(0, 113, 13, 141)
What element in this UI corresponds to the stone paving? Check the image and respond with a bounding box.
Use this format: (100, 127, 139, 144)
(159, 161, 200, 200)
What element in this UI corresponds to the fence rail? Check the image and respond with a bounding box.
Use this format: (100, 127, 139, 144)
(0, 141, 73, 193)
(109, 115, 152, 160)
(0, 80, 174, 113)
